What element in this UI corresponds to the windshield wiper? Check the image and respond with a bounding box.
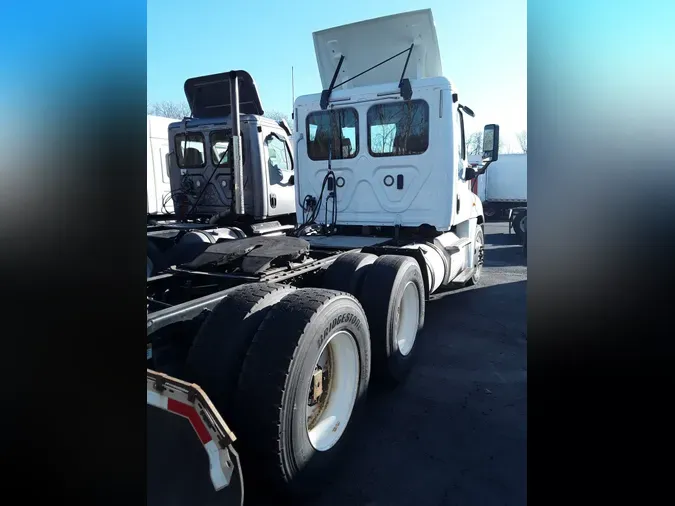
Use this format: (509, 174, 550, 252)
(320, 44, 415, 110)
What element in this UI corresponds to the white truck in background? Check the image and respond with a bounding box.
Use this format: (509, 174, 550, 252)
(145, 73, 298, 279)
(147, 115, 175, 219)
(470, 153, 526, 219)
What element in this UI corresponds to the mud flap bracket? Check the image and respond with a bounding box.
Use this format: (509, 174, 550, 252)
(147, 369, 240, 493)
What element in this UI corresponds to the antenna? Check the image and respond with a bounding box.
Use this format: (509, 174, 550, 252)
(291, 66, 295, 119)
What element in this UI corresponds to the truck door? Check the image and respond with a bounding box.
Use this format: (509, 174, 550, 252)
(151, 138, 172, 213)
(364, 100, 431, 217)
(454, 106, 476, 223)
(300, 107, 359, 224)
(262, 130, 296, 218)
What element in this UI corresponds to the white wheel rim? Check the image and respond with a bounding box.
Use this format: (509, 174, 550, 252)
(306, 330, 360, 452)
(396, 281, 420, 356)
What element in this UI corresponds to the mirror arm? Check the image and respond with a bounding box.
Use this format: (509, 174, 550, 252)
(465, 160, 492, 181)
(477, 160, 492, 175)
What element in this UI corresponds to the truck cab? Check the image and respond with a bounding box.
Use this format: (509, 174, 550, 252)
(167, 71, 296, 228)
(294, 76, 486, 231)
(293, 9, 499, 286)
(146, 71, 298, 278)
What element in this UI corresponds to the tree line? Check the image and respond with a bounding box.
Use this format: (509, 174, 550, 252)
(466, 130, 527, 156)
(148, 101, 526, 154)
(147, 101, 292, 131)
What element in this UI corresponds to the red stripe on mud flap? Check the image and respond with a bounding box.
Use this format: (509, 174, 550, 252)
(167, 398, 212, 445)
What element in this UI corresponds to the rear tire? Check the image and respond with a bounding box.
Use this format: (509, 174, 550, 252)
(185, 283, 296, 420)
(513, 213, 526, 242)
(322, 251, 378, 296)
(358, 255, 425, 385)
(233, 288, 371, 496)
(147, 239, 164, 277)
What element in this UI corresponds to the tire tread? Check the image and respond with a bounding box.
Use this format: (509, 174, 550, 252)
(234, 288, 362, 489)
(185, 282, 296, 416)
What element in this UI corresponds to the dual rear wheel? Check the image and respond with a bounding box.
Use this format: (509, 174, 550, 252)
(185, 252, 427, 495)
(186, 284, 370, 496)
(330, 254, 426, 385)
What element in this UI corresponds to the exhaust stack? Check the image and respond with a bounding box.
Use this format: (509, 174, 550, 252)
(229, 71, 245, 216)
(183, 70, 265, 218)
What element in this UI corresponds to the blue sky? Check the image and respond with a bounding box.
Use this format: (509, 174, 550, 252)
(148, 0, 526, 149)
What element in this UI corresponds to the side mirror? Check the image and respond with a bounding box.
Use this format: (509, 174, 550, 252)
(482, 124, 500, 163)
(458, 104, 475, 117)
(278, 119, 292, 137)
(288, 174, 295, 185)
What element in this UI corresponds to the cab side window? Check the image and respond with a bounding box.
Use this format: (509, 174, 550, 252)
(456, 108, 467, 179)
(265, 133, 293, 185)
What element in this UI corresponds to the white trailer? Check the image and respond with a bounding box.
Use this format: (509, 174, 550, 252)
(470, 153, 527, 219)
(147, 115, 175, 217)
(147, 9, 503, 503)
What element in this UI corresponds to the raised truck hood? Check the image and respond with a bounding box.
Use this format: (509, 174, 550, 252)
(312, 9, 443, 90)
(183, 70, 264, 119)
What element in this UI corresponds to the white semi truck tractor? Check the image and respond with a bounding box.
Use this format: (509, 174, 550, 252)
(146, 9, 499, 504)
(146, 70, 298, 277)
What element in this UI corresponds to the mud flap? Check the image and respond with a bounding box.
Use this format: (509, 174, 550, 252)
(147, 369, 244, 506)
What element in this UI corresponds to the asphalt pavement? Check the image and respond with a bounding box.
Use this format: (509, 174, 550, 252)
(308, 221, 527, 506)
(148, 221, 527, 506)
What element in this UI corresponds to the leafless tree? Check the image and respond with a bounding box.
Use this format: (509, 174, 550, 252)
(515, 130, 527, 153)
(467, 131, 509, 156)
(369, 103, 428, 155)
(266, 110, 289, 123)
(372, 105, 398, 153)
(147, 103, 294, 133)
(467, 131, 483, 156)
(265, 110, 294, 132)
(147, 100, 191, 119)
